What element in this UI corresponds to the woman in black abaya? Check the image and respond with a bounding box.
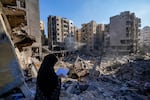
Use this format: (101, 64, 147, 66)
(35, 54, 61, 100)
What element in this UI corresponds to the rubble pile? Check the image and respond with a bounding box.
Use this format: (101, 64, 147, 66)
(1, 51, 150, 99)
(69, 56, 92, 79)
(1, 45, 150, 100)
(59, 55, 150, 100)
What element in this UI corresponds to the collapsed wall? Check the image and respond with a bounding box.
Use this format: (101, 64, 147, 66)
(59, 55, 150, 100)
(0, 12, 24, 96)
(0, 1, 36, 97)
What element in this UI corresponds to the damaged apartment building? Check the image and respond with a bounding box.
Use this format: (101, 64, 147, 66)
(47, 16, 106, 56)
(109, 11, 141, 55)
(0, 0, 42, 97)
(1, 1, 150, 98)
(77, 11, 141, 56)
(81, 20, 105, 55)
(139, 26, 150, 53)
(1, 0, 42, 64)
(48, 15, 76, 51)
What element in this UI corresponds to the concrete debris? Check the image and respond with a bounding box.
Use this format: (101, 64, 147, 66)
(58, 55, 150, 100)
(1, 0, 150, 99)
(11, 24, 36, 51)
(66, 56, 92, 79)
(1, 51, 150, 100)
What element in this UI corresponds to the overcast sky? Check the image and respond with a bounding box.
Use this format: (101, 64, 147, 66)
(40, 0, 150, 35)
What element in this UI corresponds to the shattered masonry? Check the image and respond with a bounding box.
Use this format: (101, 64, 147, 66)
(0, 0, 150, 100)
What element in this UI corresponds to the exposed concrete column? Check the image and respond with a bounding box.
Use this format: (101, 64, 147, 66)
(25, 0, 42, 59)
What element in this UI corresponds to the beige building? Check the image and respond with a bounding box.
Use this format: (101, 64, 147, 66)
(138, 26, 150, 53)
(40, 21, 47, 45)
(140, 26, 150, 45)
(95, 24, 105, 50)
(48, 16, 75, 50)
(109, 11, 141, 54)
(81, 20, 105, 52)
(40, 21, 45, 34)
(69, 20, 75, 34)
(81, 20, 97, 51)
(104, 24, 110, 48)
(75, 28, 81, 43)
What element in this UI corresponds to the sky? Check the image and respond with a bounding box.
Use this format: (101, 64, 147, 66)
(39, 0, 150, 36)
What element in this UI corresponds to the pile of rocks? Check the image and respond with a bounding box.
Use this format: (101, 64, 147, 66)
(59, 55, 150, 100)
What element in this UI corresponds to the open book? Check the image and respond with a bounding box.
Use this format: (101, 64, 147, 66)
(56, 67, 69, 77)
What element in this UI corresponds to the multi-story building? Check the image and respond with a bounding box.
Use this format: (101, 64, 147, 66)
(40, 21, 47, 45)
(48, 15, 75, 50)
(81, 20, 105, 53)
(75, 28, 81, 43)
(61, 17, 69, 43)
(0, 0, 42, 59)
(81, 20, 97, 51)
(138, 26, 150, 53)
(48, 16, 62, 49)
(95, 24, 105, 50)
(109, 11, 141, 54)
(104, 24, 110, 48)
(140, 26, 150, 46)
(40, 21, 45, 35)
(69, 20, 75, 34)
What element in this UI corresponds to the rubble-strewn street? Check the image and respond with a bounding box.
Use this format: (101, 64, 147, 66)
(56, 54, 150, 100)
(1, 0, 150, 100)
(1, 45, 150, 100)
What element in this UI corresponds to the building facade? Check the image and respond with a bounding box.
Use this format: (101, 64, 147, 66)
(139, 26, 150, 53)
(95, 24, 105, 50)
(140, 26, 150, 45)
(40, 21, 45, 35)
(75, 28, 81, 43)
(81, 20, 105, 53)
(0, 0, 42, 59)
(81, 20, 97, 51)
(48, 15, 75, 50)
(26, 0, 42, 58)
(109, 11, 141, 54)
(40, 21, 47, 45)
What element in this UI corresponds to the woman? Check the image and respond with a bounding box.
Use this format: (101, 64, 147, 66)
(35, 54, 61, 100)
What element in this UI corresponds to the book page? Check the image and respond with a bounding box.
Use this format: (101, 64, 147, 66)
(56, 67, 69, 77)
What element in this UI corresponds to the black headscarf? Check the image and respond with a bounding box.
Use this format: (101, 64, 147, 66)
(37, 54, 58, 97)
